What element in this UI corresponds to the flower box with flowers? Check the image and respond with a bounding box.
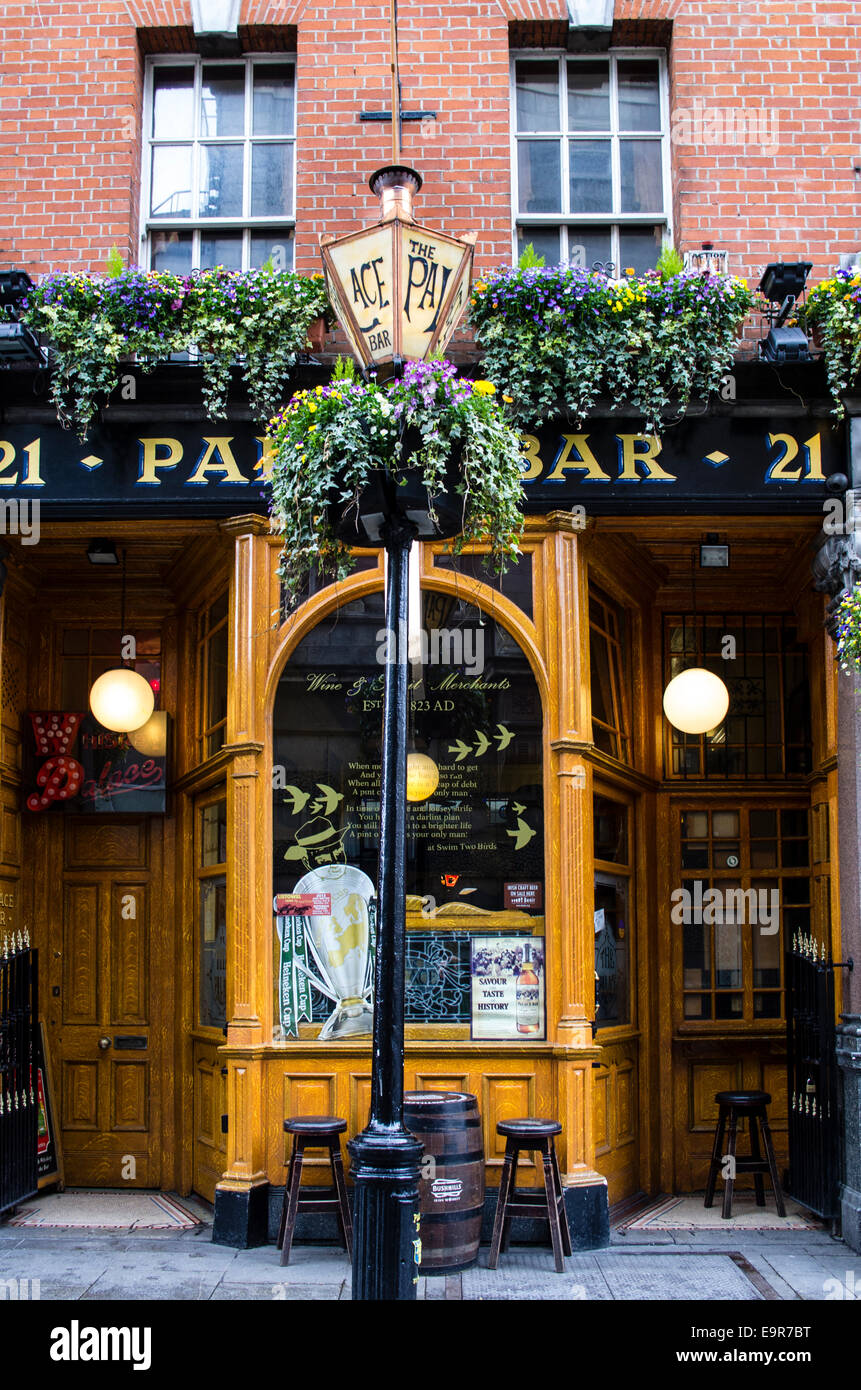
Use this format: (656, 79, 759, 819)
(267, 359, 525, 606)
(798, 268, 861, 419)
(834, 584, 861, 676)
(469, 264, 753, 434)
(21, 265, 333, 440)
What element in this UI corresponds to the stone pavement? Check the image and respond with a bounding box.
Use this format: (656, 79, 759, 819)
(0, 1216, 858, 1300)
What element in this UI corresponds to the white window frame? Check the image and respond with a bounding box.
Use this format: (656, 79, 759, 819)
(510, 48, 673, 271)
(140, 54, 296, 272)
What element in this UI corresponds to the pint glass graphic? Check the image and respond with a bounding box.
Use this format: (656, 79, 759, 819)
(292, 863, 375, 1039)
(281, 816, 375, 1040)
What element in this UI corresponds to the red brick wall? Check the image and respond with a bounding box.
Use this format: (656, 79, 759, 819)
(1, 0, 859, 288)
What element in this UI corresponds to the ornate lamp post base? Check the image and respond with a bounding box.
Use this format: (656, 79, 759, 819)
(349, 1126, 424, 1300)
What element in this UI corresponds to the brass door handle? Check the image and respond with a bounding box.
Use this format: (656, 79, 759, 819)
(98, 1036, 111, 1051)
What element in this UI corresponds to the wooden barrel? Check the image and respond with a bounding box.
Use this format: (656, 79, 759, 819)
(404, 1090, 485, 1273)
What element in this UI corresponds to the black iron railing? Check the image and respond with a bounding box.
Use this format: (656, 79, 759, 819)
(785, 932, 841, 1219)
(0, 933, 38, 1215)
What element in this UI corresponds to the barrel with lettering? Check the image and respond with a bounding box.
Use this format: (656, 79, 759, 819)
(403, 1090, 485, 1273)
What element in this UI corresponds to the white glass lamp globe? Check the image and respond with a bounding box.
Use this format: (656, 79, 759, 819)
(662, 668, 729, 735)
(129, 710, 168, 757)
(406, 752, 440, 802)
(89, 668, 155, 734)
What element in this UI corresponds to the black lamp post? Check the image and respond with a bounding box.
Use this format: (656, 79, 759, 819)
(347, 509, 424, 1301)
(318, 54, 474, 1292)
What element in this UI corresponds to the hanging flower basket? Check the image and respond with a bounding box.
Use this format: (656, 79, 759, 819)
(798, 269, 861, 418)
(469, 264, 753, 433)
(21, 266, 333, 440)
(267, 359, 525, 606)
(330, 424, 466, 546)
(834, 584, 861, 674)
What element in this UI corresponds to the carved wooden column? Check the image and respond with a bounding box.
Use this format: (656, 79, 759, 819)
(541, 515, 607, 1242)
(212, 515, 270, 1247)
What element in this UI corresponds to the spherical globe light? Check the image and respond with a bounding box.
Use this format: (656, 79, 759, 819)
(662, 667, 730, 735)
(406, 752, 439, 802)
(89, 668, 155, 734)
(129, 710, 167, 757)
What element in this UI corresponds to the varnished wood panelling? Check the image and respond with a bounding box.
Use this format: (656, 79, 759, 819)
(616, 1064, 635, 1143)
(62, 1061, 98, 1129)
(690, 1062, 742, 1129)
(110, 884, 148, 1025)
(111, 1061, 148, 1132)
(66, 819, 148, 870)
(198, 1065, 216, 1144)
(350, 1072, 373, 1134)
(760, 1063, 788, 1123)
(1, 802, 21, 867)
(411, 1073, 469, 1094)
(63, 884, 99, 1023)
(281, 1073, 337, 1123)
(193, 1043, 228, 1205)
(593, 1068, 610, 1154)
(482, 1074, 537, 1174)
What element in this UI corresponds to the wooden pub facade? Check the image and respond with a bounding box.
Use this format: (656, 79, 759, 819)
(1, 0, 859, 1250)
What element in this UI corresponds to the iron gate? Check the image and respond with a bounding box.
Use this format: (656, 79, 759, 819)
(785, 931, 841, 1219)
(0, 932, 38, 1215)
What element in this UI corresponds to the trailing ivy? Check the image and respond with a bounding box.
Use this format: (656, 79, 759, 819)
(267, 359, 525, 606)
(22, 265, 332, 439)
(469, 264, 753, 433)
(798, 268, 861, 418)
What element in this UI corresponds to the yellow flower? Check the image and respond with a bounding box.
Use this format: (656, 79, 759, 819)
(308, 401, 317, 412)
(502, 394, 514, 403)
(473, 281, 487, 294)
(295, 441, 303, 449)
(472, 380, 496, 396)
(624, 266, 635, 276)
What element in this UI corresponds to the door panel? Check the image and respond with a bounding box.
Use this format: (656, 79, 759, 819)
(193, 1041, 227, 1203)
(593, 1037, 640, 1202)
(49, 820, 163, 1188)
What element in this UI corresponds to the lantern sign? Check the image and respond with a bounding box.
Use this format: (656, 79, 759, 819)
(320, 165, 475, 373)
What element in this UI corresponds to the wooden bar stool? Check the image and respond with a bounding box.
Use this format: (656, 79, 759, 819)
(704, 1090, 786, 1220)
(277, 1116, 353, 1265)
(488, 1118, 572, 1272)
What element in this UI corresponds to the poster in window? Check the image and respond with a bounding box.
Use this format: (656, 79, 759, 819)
(272, 592, 545, 1033)
(470, 935, 545, 1040)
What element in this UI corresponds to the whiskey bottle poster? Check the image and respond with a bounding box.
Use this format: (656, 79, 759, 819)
(470, 936, 545, 1040)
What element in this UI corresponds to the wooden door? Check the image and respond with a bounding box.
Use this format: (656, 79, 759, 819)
(48, 819, 164, 1188)
(591, 788, 641, 1203)
(668, 801, 804, 1190)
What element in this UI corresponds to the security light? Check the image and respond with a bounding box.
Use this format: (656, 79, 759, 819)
(701, 536, 728, 569)
(758, 261, 813, 364)
(0, 271, 43, 365)
(86, 540, 119, 565)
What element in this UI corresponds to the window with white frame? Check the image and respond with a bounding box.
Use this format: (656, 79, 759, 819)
(142, 56, 296, 273)
(511, 51, 671, 274)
